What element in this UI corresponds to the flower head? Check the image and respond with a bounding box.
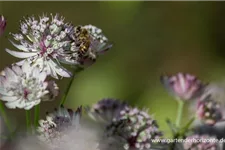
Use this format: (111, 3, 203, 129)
(86, 98, 128, 124)
(183, 134, 218, 150)
(37, 106, 82, 142)
(0, 15, 6, 36)
(64, 25, 112, 66)
(0, 61, 58, 110)
(6, 14, 75, 79)
(161, 73, 205, 101)
(105, 106, 162, 150)
(196, 96, 223, 125)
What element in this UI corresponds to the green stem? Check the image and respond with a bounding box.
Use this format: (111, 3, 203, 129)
(59, 67, 84, 106)
(175, 100, 184, 128)
(0, 101, 11, 133)
(26, 110, 31, 132)
(34, 104, 40, 128)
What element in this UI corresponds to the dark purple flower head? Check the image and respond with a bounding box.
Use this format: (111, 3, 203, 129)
(183, 134, 218, 150)
(106, 106, 162, 150)
(0, 15, 6, 36)
(161, 73, 205, 101)
(196, 96, 223, 126)
(86, 98, 128, 123)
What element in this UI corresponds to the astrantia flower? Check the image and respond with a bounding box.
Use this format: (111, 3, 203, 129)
(0, 15, 6, 36)
(5, 14, 75, 79)
(0, 61, 58, 110)
(37, 106, 82, 142)
(183, 134, 218, 150)
(161, 73, 205, 101)
(105, 106, 162, 150)
(86, 98, 127, 123)
(196, 96, 223, 125)
(63, 25, 112, 66)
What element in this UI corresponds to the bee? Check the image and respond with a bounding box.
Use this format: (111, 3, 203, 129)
(74, 26, 91, 56)
(74, 25, 113, 64)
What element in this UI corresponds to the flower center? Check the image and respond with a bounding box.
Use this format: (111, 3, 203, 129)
(40, 38, 48, 56)
(23, 88, 30, 99)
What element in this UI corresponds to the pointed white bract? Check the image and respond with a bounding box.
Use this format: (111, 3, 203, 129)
(6, 14, 75, 79)
(0, 61, 58, 110)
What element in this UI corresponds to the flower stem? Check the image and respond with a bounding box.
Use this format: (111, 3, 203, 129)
(0, 101, 11, 133)
(34, 104, 40, 128)
(175, 100, 184, 128)
(59, 67, 84, 106)
(26, 110, 31, 132)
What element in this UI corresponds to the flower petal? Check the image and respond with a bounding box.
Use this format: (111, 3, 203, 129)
(6, 49, 37, 58)
(0, 95, 19, 101)
(9, 40, 30, 52)
(48, 59, 72, 78)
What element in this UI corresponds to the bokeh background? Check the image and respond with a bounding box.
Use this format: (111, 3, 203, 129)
(1, 1, 225, 137)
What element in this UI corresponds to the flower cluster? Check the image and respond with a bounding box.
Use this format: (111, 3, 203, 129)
(37, 106, 82, 142)
(86, 98, 128, 123)
(161, 73, 225, 126)
(197, 96, 223, 125)
(6, 14, 112, 79)
(183, 134, 219, 150)
(106, 107, 162, 150)
(160, 73, 206, 101)
(0, 61, 58, 110)
(87, 99, 163, 150)
(0, 13, 111, 110)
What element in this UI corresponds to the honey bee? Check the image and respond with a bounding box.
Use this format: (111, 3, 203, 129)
(74, 26, 91, 56)
(74, 25, 113, 64)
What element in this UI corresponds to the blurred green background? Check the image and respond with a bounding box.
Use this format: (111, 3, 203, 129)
(1, 1, 225, 137)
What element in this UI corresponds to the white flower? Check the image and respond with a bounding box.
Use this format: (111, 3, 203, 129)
(5, 14, 75, 79)
(0, 61, 58, 110)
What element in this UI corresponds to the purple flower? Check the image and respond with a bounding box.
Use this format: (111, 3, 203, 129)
(86, 98, 127, 123)
(0, 15, 6, 36)
(105, 106, 162, 150)
(161, 73, 205, 101)
(183, 134, 218, 150)
(196, 96, 223, 126)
